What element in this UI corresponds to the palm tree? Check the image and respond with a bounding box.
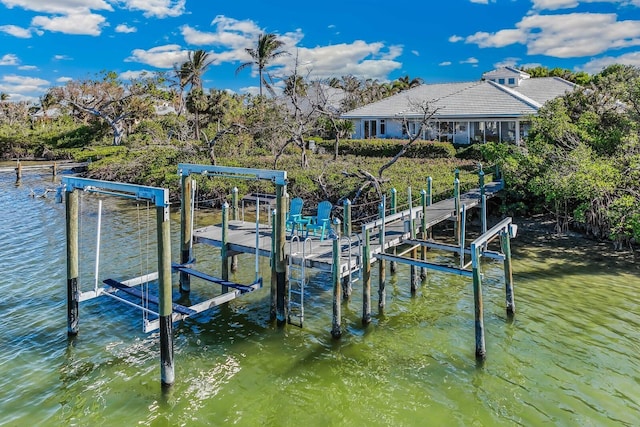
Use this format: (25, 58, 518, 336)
(236, 33, 289, 97)
(0, 92, 8, 101)
(178, 49, 212, 139)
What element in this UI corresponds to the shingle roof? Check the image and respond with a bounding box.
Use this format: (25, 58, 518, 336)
(341, 77, 575, 120)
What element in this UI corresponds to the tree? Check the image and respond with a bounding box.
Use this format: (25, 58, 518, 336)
(50, 71, 159, 146)
(0, 92, 8, 101)
(177, 50, 213, 140)
(236, 33, 289, 97)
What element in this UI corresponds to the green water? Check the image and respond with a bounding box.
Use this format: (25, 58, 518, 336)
(1, 172, 638, 426)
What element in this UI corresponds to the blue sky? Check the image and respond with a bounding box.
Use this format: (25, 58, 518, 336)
(1, 0, 639, 102)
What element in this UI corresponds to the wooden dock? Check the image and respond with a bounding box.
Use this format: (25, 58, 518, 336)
(193, 180, 504, 278)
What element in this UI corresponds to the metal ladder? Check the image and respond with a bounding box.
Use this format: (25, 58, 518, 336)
(340, 234, 363, 295)
(288, 235, 312, 327)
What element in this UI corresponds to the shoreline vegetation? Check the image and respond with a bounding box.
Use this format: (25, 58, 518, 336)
(1, 64, 638, 252)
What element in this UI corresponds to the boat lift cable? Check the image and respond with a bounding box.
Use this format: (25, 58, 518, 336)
(94, 199, 102, 294)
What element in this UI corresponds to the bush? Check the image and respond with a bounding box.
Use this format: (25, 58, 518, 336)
(316, 139, 456, 159)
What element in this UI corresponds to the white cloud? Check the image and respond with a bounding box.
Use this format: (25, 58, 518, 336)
(0, 54, 19, 65)
(449, 35, 464, 43)
(460, 57, 479, 64)
(465, 12, 640, 58)
(53, 54, 72, 60)
(0, 74, 50, 99)
(125, 44, 189, 68)
(493, 57, 521, 68)
(56, 76, 73, 83)
(580, 50, 640, 73)
(115, 23, 137, 33)
(530, 0, 640, 10)
(32, 12, 107, 36)
(118, 0, 186, 18)
(439, 61, 452, 66)
(18, 65, 38, 70)
(0, 0, 112, 14)
(411, 50, 420, 56)
(0, 24, 32, 38)
(119, 69, 154, 80)
(470, 0, 489, 3)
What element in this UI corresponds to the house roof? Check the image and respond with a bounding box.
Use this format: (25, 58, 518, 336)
(341, 76, 576, 120)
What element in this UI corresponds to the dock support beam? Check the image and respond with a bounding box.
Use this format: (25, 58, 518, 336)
(471, 243, 486, 361)
(343, 199, 352, 238)
(221, 202, 229, 293)
(179, 174, 193, 292)
(274, 184, 287, 324)
(331, 238, 342, 338)
(15, 160, 22, 183)
(65, 189, 79, 335)
(378, 200, 386, 311)
(157, 203, 174, 386)
(500, 230, 516, 318)
(231, 187, 239, 272)
(408, 187, 419, 294)
(362, 228, 371, 325)
(454, 175, 461, 244)
(390, 188, 397, 273)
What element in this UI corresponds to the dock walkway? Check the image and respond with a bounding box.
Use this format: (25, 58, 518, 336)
(193, 180, 504, 277)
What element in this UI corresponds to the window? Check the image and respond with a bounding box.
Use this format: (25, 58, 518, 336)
(364, 120, 377, 139)
(498, 78, 505, 85)
(380, 119, 386, 135)
(508, 77, 516, 85)
(500, 121, 516, 143)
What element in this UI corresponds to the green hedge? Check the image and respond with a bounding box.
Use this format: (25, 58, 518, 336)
(316, 139, 456, 159)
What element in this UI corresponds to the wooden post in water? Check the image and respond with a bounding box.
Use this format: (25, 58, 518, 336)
(231, 187, 239, 272)
(15, 160, 22, 183)
(221, 202, 229, 293)
(420, 189, 427, 280)
(270, 209, 277, 320)
(179, 174, 193, 292)
(408, 187, 419, 294)
(501, 229, 516, 318)
(65, 189, 79, 335)
(378, 199, 386, 311)
(427, 176, 433, 239)
(331, 237, 342, 338)
(470, 243, 486, 360)
(274, 184, 287, 324)
(343, 199, 351, 238)
(479, 165, 487, 234)
(52, 162, 58, 177)
(390, 188, 397, 273)
(454, 176, 460, 244)
(362, 228, 371, 325)
(156, 201, 175, 386)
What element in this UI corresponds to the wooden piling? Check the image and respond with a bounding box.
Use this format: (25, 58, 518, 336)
(390, 188, 397, 273)
(378, 200, 386, 311)
(65, 189, 79, 335)
(471, 244, 486, 360)
(501, 230, 516, 318)
(427, 176, 433, 239)
(231, 187, 238, 272)
(420, 189, 427, 280)
(408, 187, 419, 294)
(52, 162, 58, 176)
(454, 177, 460, 243)
(331, 237, 342, 338)
(270, 209, 277, 320)
(479, 165, 487, 234)
(179, 175, 193, 292)
(362, 228, 371, 325)
(156, 202, 175, 386)
(15, 160, 22, 183)
(221, 202, 229, 293)
(459, 205, 467, 268)
(343, 199, 352, 238)
(275, 184, 287, 324)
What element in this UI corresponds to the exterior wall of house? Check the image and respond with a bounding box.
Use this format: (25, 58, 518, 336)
(350, 118, 528, 145)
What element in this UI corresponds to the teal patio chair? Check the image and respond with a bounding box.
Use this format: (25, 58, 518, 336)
(305, 200, 333, 240)
(285, 197, 304, 236)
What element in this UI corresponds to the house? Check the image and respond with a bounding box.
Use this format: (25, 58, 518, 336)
(341, 67, 577, 145)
